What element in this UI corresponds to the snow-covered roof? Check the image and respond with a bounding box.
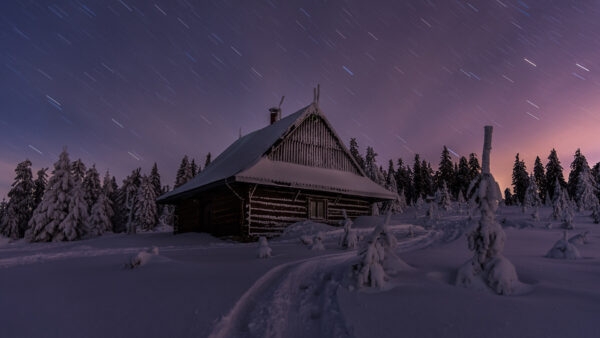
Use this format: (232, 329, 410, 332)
(158, 102, 396, 203)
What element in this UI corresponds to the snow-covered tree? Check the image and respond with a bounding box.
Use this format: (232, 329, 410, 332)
(383, 166, 404, 213)
(71, 159, 86, 184)
(503, 188, 513, 206)
(205, 152, 212, 168)
(114, 168, 141, 233)
(149, 163, 162, 199)
(87, 192, 113, 236)
(456, 126, 519, 295)
(190, 159, 198, 177)
(0, 160, 35, 239)
(533, 156, 546, 203)
(135, 175, 157, 231)
(56, 183, 89, 241)
(175, 155, 193, 188)
(435, 181, 452, 211)
(438, 146, 454, 192)
(574, 165, 598, 211)
(257, 236, 272, 258)
(512, 153, 529, 205)
(82, 165, 101, 212)
(349, 138, 366, 172)
(28, 150, 77, 241)
(546, 231, 580, 259)
(523, 174, 542, 211)
(545, 149, 566, 201)
(339, 210, 357, 249)
(32, 167, 48, 212)
(552, 180, 573, 229)
(364, 146, 385, 186)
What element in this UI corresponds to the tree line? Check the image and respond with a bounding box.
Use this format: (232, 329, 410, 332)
(0, 149, 212, 241)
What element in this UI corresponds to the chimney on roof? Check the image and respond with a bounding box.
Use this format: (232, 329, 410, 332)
(269, 96, 285, 125)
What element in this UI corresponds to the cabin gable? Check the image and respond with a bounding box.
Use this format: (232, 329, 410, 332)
(267, 113, 362, 175)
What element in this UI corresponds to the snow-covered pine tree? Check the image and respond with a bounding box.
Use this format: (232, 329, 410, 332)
(149, 162, 162, 221)
(412, 154, 423, 203)
(456, 156, 470, 199)
(339, 210, 358, 249)
(82, 165, 101, 212)
(135, 175, 157, 231)
(364, 146, 385, 186)
(175, 155, 193, 188)
(32, 167, 48, 212)
(87, 192, 113, 236)
(533, 156, 546, 203)
(0, 199, 6, 226)
(71, 159, 86, 184)
(435, 181, 452, 211)
(257, 236, 272, 258)
(56, 182, 89, 241)
(467, 153, 481, 184)
(568, 149, 588, 199)
(456, 126, 519, 295)
(545, 149, 566, 201)
(190, 159, 198, 177)
(523, 174, 542, 211)
(383, 161, 403, 213)
(438, 146, 454, 192)
(422, 160, 435, 198)
(205, 152, 212, 168)
(575, 164, 598, 211)
(28, 149, 90, 242)
(1, 160, 35, 239)
(113, 168, 141, 233)
(511, 153, 529, 205)
(349, 138, 366, 172)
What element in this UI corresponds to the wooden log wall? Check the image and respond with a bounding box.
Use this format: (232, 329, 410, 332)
(245, 185, 372, 237)
(268, 114, 361, 175)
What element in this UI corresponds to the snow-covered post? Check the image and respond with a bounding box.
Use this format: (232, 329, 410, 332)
(456, 126, 519, 295)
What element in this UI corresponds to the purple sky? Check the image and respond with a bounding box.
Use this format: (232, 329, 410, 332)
(1, 0, 600, 197)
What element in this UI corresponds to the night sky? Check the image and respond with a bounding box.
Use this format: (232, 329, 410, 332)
(2, 0, 600, 197)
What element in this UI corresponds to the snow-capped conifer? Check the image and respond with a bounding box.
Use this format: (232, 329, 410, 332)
(383, 169, 403, 213)
(32, 168, 48, 212)
(435, 181, 452, 211)
(175, 155, 193, 188)
(523, 174, 542, 212)
(82, 165, 101, 212)
(364, 147, 385, 186)
(456, 126, 519, 295)
(28, 149, 75, 242)
(339, 210, 357, 249)
(56, 183, 89, 241)
(0, 160, 35, 239)
(135, 175, 157, 231)
(574, 165, 598, 211)
(257, 236, 272, 258)
(87, 192, 113, 236)
(71, 159, 86, 184)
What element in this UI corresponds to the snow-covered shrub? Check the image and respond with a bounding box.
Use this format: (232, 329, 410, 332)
(311, 232, 325, 251)
(568, 231, 589, 246)
(128, 246, 160, 269)
(257, 236, 272, 258)
(546, 231, 580, 259)
(339, 210, 357, 249)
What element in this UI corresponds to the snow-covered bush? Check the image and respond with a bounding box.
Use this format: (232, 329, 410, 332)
(257, 236, 272, 258)
(546, 231, 580, 259)
(311, 232, 325, 251)
(456, 126, 519, 296)
(128, 246, 160, 269)
(568, 231, 589, 246)
(339, 210, 357, 249)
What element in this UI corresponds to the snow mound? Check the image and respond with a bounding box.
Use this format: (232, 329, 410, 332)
(484, 255, 519, 295)
(352, 215, 384, 229)
(257, 237, 272, 258)
(568, 231, 589, 245)
(279, 221, 336, 240)
(0, 236, 10, 248)
(500, 218, 534, 229)
(127, 246, 160, 269)
(546, 233, 581, 259)
(310, 232, 325, 251)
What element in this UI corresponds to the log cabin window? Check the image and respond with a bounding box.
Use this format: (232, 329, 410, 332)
(308, 199, 327, 220)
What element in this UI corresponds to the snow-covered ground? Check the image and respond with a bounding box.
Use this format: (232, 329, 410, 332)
(1, 206, 599, 338)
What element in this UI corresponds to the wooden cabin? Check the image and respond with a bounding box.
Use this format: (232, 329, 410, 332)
(157, 95, 396, 238)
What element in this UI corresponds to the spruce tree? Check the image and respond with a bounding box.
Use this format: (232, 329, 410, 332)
(523, 174, 542, 210)
(135, 175, 157, 231)
(88, 191, 113, 236)
(175, 155, 193, 188)
(57, 182, 89, 241)
(149, 163, 162, 199)
(545, 149, 566, 201)
(435, 181, 452, 211)
(533, 156, 546, 203)
(71, 159, 86, 184)
(82, 165, 101, 212)
(28, 149, 82, 242)
(190, 159, 198, 177)
(0, 160, 35, 239)
(467, 153, 481, 184)
(412, 154, 422, 202)
(364, 147, 385, 186)
(568, 149, 588, 198)
(32, 168, 48, 212)
(349, 138, 366, 171)
(422, 161, 435, 197)
(511, 153, 529, 205)
(395, 159, 411, 203)
(438, 146, 455, 191)
(456, 156, 470, 198)
(504, 188, 513, 206)
(205, 152, 212, 168)
(575, 165, 598, 211)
